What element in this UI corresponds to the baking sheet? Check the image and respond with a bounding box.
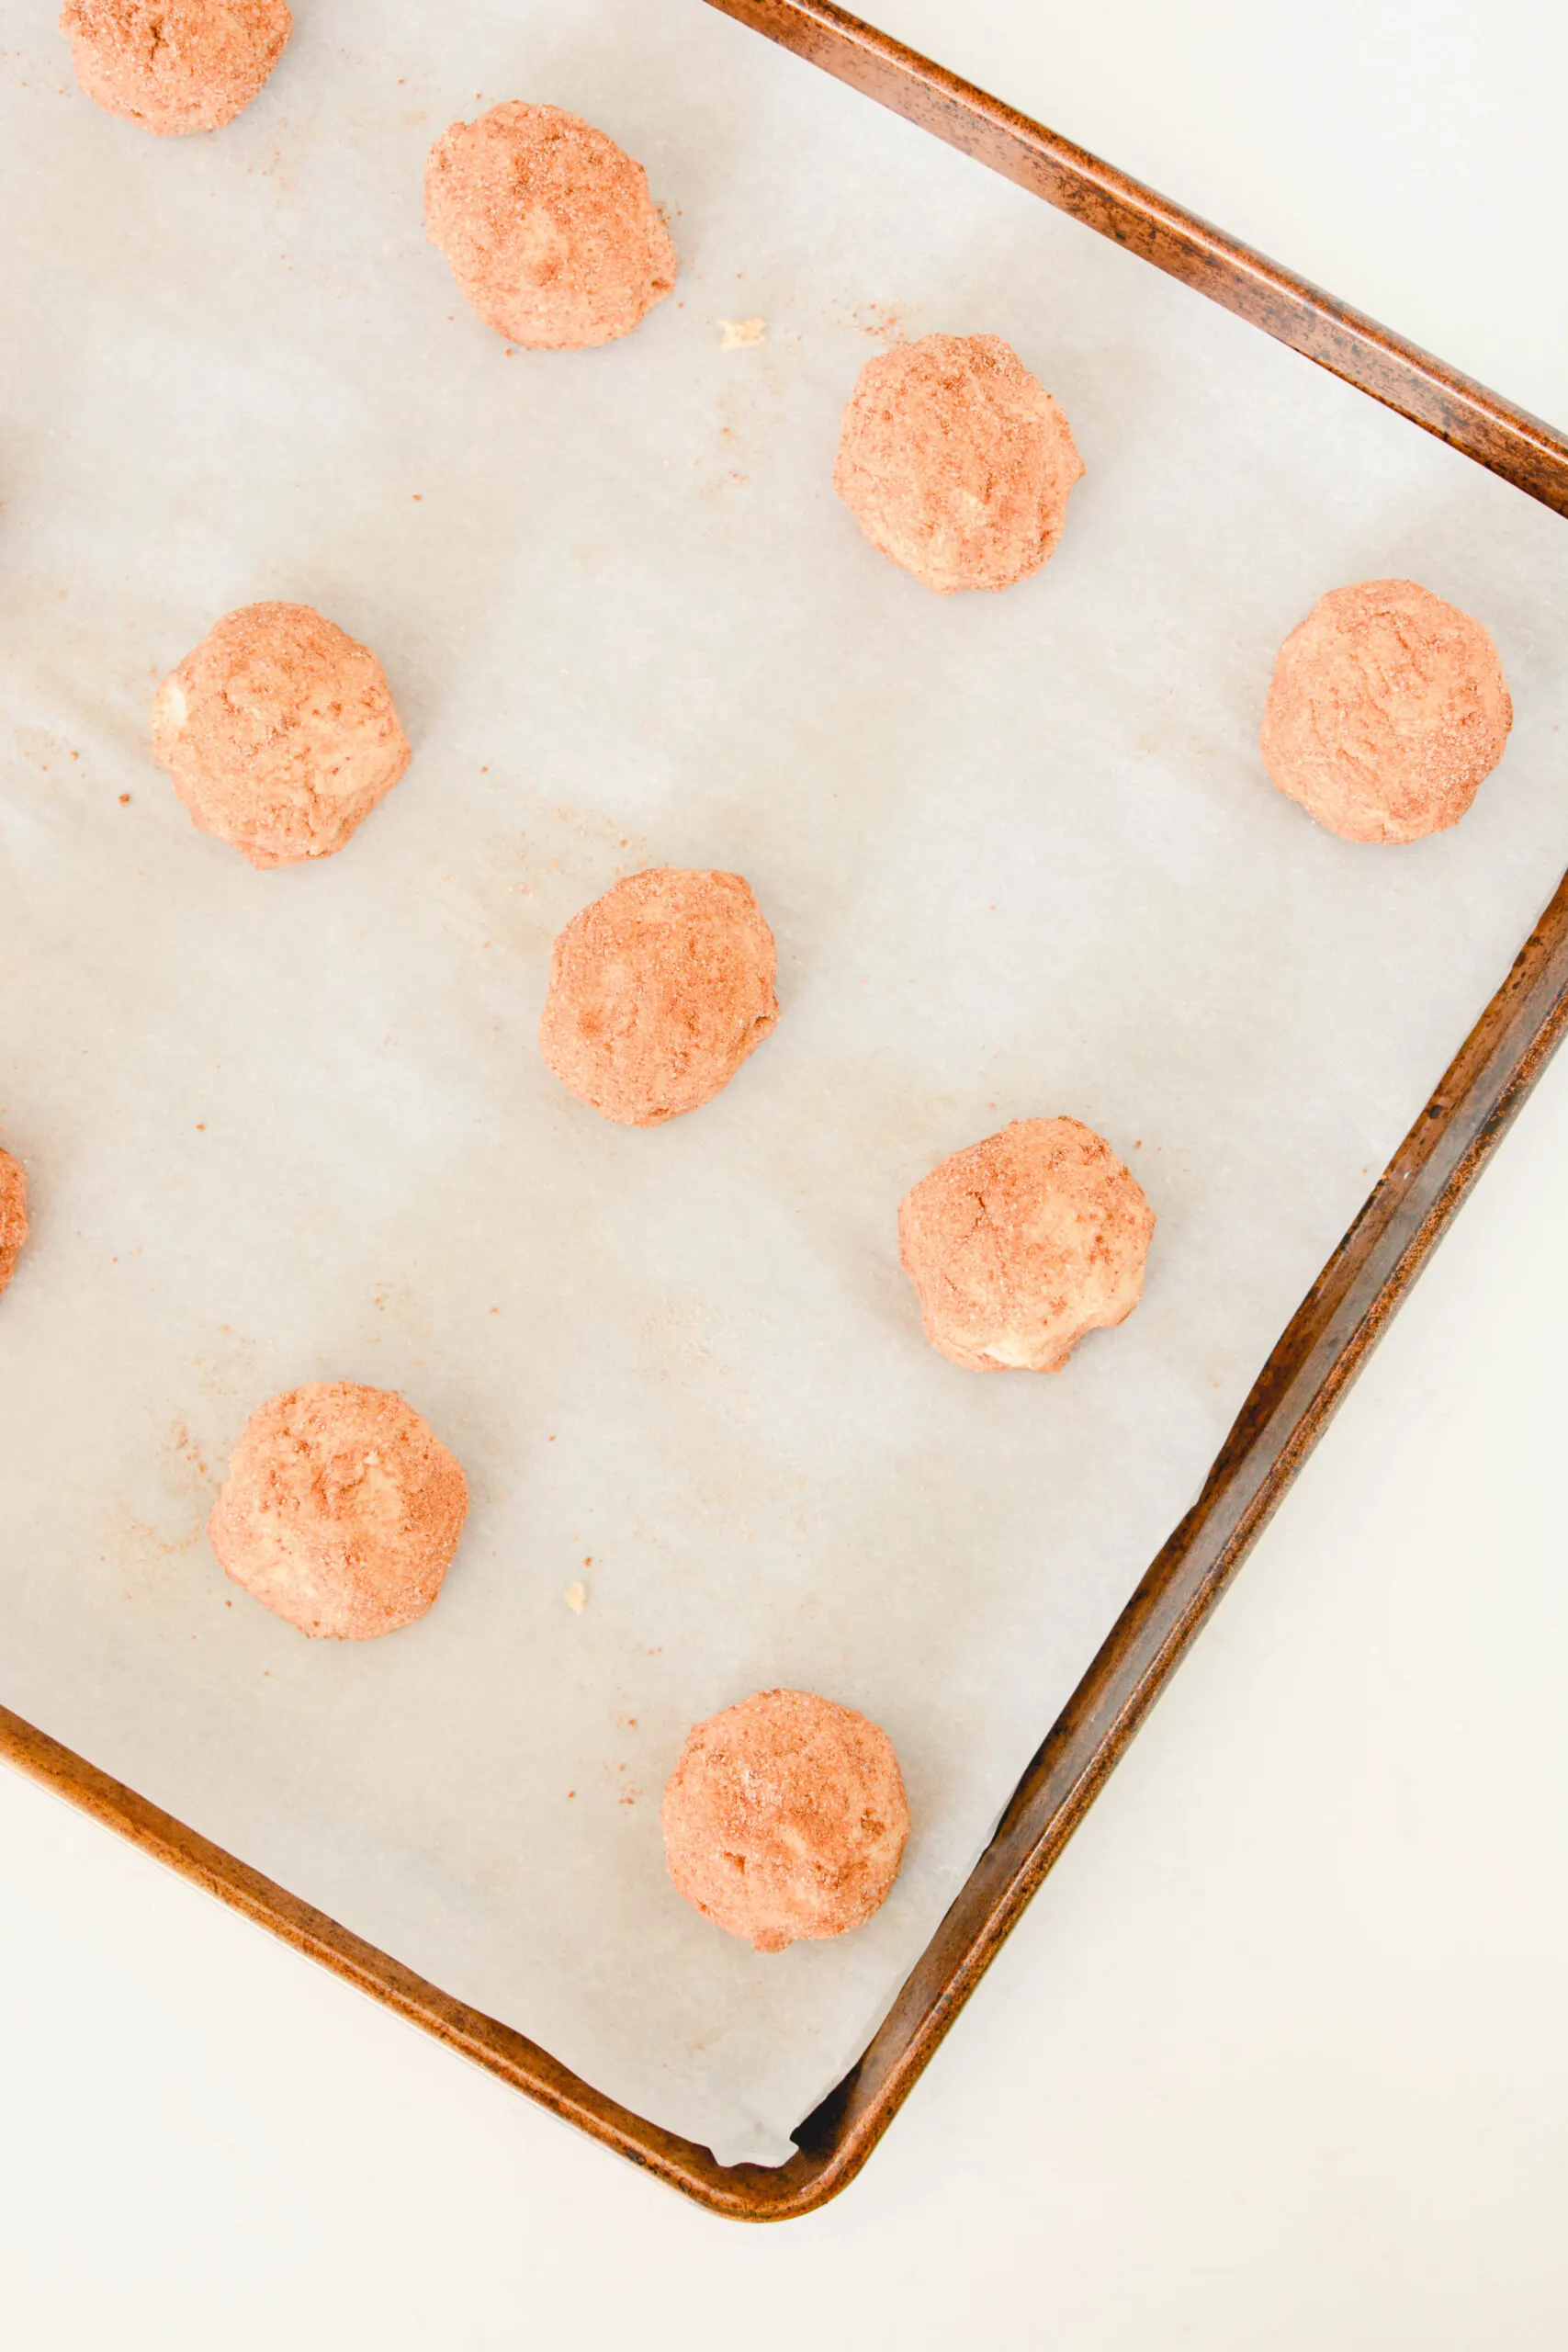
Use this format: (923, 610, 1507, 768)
(3, 0, 1567, 2167)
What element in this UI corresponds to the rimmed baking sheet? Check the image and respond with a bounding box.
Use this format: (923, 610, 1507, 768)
(3, 0, 1567, 2168)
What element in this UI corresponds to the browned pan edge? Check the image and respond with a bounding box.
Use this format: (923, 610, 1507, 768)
(705, 0, 1568, 513)
(6, 0, 1568, 2224)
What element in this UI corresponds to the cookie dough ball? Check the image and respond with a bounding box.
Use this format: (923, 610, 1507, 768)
(899, 1117, 1154, 1374)
(662, 1689, 910, 1953)
(0, 1147, 28, 1300)
(209, 1383, 468, 1639)
(424, 102, 677, 350)
(152, 603, 411, 868)
(1261, 579, 1512, 843)
(539, 867, 778, 1126)
(61, 0, 290, 137)
(834, 333, 1084, 594)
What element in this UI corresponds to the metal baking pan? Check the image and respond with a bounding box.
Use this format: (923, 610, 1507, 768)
(5, 0, 1567, 2219)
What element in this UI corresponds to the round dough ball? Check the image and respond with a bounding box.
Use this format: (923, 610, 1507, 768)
(662, 1689, 910, 1953)
(1260, 578, 1512, 843)
(833, 332, 1084, 594)
(899, 1116, 1154, 1374)
(424, 102, 677, 350)
(209, 1383, 468, 1639)
(539, 867, 778, 1126)
(152, 602, 411, 868)
(0, 1147, 28, 1300)
(61, 0, 290, 137)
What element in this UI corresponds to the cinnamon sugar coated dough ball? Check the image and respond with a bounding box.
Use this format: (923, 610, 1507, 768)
(834, 333, 1084, 594)
(539, 867, 778, 1126)
(662, 1690, 910, 1953)
(899, 1117, 1155, 1374)
(1261, 579, 1512, 843)
(424, 103, 676, 349)
(209, 1384, 468, 1640)
(61, 0, 290, 136)
(0, 1148, 28, 1300)
(152, 603, 411, 868)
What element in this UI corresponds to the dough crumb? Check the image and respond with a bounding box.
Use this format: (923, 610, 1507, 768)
(0, 1147, 28, 1300)
(719, 317, 765, 349)
(61, 0, 290, 137)
(425, 102, 676, 349)
(899, 1117, 1154, 1373)
(662, 1689, 909, 1952)
(152, 602, 411, 867)
(1261, 578, 1512, 842)
(209, 1383, 468, 1639)
(565, 1581, 587, 1612)
(539, 867, 778, 1126)
(834, 332, 1083, 594)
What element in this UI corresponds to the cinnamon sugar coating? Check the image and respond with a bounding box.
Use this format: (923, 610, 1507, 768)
(0, 1147, 28, 1300)
(61, 0, 290, 137)
(152, 602, 411, 868)
(833, 332, 1084, 594)
(1261, 578, 1512, 843)
(209, 1384, 468, 1640)
(662, 1689, 909, 1953)
(898, 1117, 1154, 1373)
(424, 103, 676, 350)
(539, 867, 778, 1126)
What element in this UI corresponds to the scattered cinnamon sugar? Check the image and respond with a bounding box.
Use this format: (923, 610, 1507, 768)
(662, 1689, 909, 1952)
(1261, 578, 1512, 843)
(0, 1147, 28, 1300)
(845, 300, 909, 342)
(898, 1117, 1154, 1373)
(61, 0, 291, 137)
(152, 602, 411, 868)
(834, 332, 1083, 594)
(209, 1383, 468, 1640)
(424, 103, 676, 350)
(539, 867, 778, 1126)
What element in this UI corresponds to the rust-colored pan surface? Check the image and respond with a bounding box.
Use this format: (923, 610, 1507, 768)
(706, 0, 1568, 515)
(6, 0, 1568, 2221)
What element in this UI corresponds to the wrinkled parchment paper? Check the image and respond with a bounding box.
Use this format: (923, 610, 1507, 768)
(3, 0, 1567, 2165)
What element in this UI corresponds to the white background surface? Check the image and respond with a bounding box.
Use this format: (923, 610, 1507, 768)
(3, 0, 1565, 2339)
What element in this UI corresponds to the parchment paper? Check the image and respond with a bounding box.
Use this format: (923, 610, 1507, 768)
(3, 0, 1567, 2165)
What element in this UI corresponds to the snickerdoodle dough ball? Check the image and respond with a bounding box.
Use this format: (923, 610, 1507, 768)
(424, 102, 677, 349)
(1260, 579, 1512, 843)
(0, 1147, 28, 1300)
(899, 1117, 1154, 1374)
(539, 867, 778, 1126)
(152, 603, 411, 868)
(209, 1384, 468, 1640)
(834, 332, 1084, 594)
(61, 0, 290, 136)
(663, 1689, 910, 1953)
